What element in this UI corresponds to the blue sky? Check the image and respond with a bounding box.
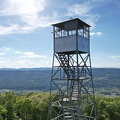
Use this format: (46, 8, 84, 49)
(0, 0, 120, 68)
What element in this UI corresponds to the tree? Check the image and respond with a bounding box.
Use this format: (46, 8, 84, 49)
(14, 98, 34, 120)
(4, 92, 16, 120)
(0, 105, 7, 120)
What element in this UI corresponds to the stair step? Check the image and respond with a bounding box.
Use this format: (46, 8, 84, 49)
(64, 112, 71, 115)
(72, 91, 78, 93)
(64, 116, 72, 118)
(72, 97, 77, 100)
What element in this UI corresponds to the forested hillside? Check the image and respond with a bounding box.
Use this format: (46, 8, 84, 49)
(0, 68, 120, 119)
(0, 70, 51, 91)
(0, 68, 120, 96)
(0, 92, 120, 120)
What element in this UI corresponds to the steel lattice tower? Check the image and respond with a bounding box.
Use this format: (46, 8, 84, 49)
(47, 18, 96, 120)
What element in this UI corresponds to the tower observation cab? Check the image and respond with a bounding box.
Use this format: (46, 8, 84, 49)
(47, 18, 96, 120)
(54, 18, 90, 54)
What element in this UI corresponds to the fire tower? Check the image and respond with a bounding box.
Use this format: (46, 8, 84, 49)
(47, 18, 96, 120)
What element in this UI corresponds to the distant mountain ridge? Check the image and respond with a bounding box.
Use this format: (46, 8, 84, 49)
(0, 68, 52, 71)
(0, 68, 120, 95)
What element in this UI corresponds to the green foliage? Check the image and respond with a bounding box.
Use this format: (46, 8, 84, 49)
(96, 96, 120, 120)
(14, 98, 34, 120)
(0, 92, 50, 120)
(0, 92, 120, 120)
(0, 105, 7, 120)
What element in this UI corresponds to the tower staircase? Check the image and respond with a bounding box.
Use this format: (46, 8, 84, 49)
(57, 54, 83, 119)
(58, 54, 75, 79)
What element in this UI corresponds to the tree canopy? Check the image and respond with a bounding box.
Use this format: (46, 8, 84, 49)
(0, 92, 119, 120)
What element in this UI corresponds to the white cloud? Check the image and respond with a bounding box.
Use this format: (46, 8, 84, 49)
(85, 14, 101, 29)
(0, 48, 52, 68)
(21, 11, 59, 28)
(67, 1, 101, 29)
(92, 62, 120, 68)
(0, 24, 38, 35)
(109, 55, 120, 59)
(91, 53, 120, 68)
(0, 52, 6, 55)
(0, 14, 59, 35)
(0, 0, 114, 36)
(22, 52, 46, 58)
(0, 0, 46, 35)
(90, 32, 103, 36)
(0, 24, 19, 35)
(0, 0, 46, 16)
(0, 0, 104, 35)
(0, 47, 11, 52)
(0, 0, 60, 35)
(15, 51, 22, 54)
(12, 59, 52, 68)
(16, 51, 46, 58)
(0, 57, 52, 68)
(67, 2, 92, 16)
